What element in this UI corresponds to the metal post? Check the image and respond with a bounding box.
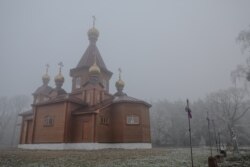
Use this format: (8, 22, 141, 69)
(188, 116, 194, 167)
(207, 112, 212, 156)
(186, 99, 194, 167)
(218, 132, 221, 151)
(212, 120, 218, 152)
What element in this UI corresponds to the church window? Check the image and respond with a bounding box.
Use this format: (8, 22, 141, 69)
(75, 77, 81, 89)
(44, 116, 54, 127)
(126, 115, 139, 125)
(100, 116, 109, 125)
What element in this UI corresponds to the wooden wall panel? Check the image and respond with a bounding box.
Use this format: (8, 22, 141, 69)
(111, 103, 151, 143)
(33, 103, 66, 143)
(96, 107, 112, 142)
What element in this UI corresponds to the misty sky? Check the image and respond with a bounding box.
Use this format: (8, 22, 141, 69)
(1, 0, 250, 101)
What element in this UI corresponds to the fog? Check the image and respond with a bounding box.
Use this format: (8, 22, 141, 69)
(1, 0, 250, 101)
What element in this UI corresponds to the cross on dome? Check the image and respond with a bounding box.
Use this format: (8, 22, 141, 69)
(58, 62, 64, 73)
(45, 64, 49, 74)
(92, 16, 96, 27)
(118, 68, 122, 80)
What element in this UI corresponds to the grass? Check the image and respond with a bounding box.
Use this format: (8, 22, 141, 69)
(0, 147, 249, 167)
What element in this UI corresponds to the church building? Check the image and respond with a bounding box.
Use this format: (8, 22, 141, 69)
(18, 22, 151, 150)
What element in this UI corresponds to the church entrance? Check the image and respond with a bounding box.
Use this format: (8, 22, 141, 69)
(82, 121, 91, 142)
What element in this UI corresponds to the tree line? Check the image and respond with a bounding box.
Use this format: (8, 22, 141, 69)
(0, 95, 30, 149)
(150, 87, 250, 147)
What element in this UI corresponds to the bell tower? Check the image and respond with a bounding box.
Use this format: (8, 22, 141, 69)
(70, 17, 112, 93)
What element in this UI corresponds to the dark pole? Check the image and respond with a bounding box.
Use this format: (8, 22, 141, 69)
(207, 112, 212, 156)
(212, 120, 218, 153)
(188, 115, 194, 167)
(186, 99, 194, 167)
(218, 132, 221, 152)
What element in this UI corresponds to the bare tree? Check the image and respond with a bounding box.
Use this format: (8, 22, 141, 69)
(0, 95, 30, 148)
(0, 97, 12, 142)
(9, 95, 30, 146)
(150, 101, 171, 146)
(231, 26, 250, 87)
(237, 26, 250, 53)
(150, 100, 190, 147)
(206, 87, 250, 146)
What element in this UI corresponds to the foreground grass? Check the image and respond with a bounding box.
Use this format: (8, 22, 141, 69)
(0, 148, 210, 167)
(0, 147, 249, 167)
(220, 152, 250, 167)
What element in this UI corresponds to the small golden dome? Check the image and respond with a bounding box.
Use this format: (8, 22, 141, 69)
(54, 73, 64, 83)
(88, 27, 99, 38)
(42, 73, 50, 83)
(116, 79, 125, 89)
(116, 68, 125, 90)
(89, 62, 101, 75)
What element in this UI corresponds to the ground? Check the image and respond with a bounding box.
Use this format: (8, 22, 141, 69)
(0, 147, 249, 167)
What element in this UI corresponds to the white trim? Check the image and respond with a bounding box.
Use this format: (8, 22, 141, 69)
(18, 143, 152, 150)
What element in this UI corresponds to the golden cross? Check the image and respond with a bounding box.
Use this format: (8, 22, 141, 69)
(118, 68, 122, 79)
(92, 16, 96, 27)
(45, 64, 49, 74)
(58, 62, 63, 73)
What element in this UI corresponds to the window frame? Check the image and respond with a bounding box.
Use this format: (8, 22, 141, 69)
(43, 115, 54, 127)
(126, 115, 140, 125)
(100, 116, 110, 125)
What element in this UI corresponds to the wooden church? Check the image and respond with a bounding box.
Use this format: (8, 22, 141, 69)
(18, 21, 151, 150)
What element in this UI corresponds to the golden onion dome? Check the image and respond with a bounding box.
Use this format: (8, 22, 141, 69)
(88, 27, 99, 39)
(42, 73, 50, 83)
(89, 62, 101, 75)
(116, 68, 125, 90)
(54, 73, 64, 83)
(115, 79, 125, 89)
